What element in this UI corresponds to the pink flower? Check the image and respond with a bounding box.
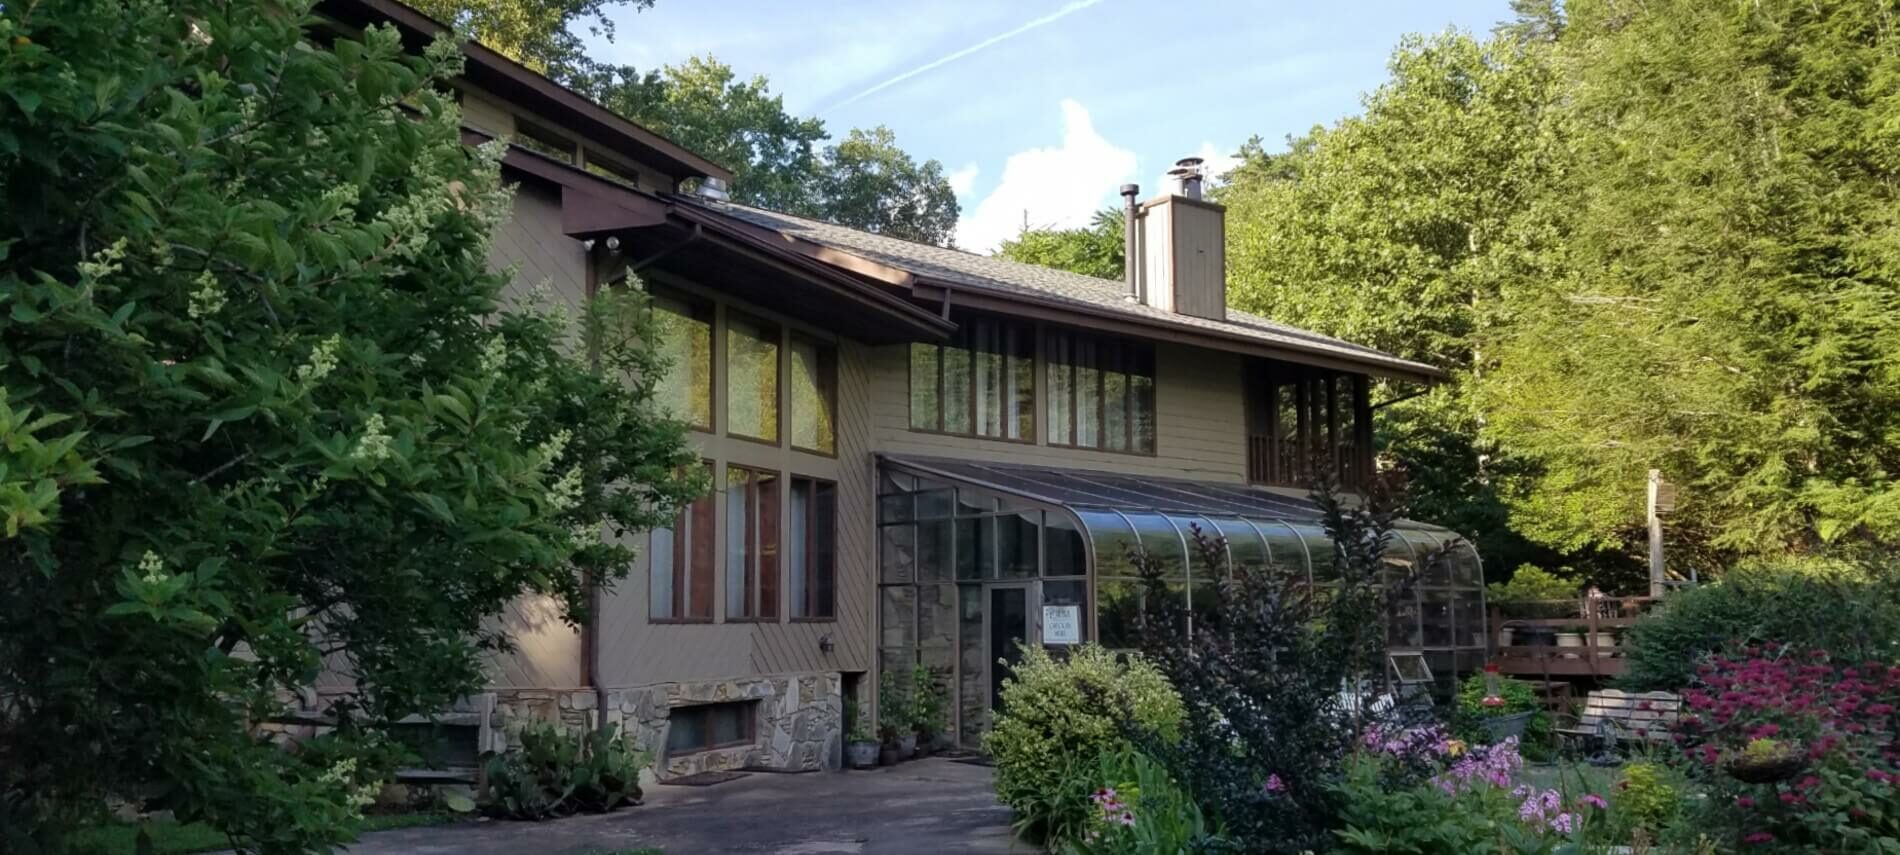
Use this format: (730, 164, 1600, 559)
(1579, 794, 1607, 810)
(1744, 832, 1776, 844)
(1264, 773, 1286, 793)
(1797, 775, 1821, 790)
(1736, 796, 1756, 808)
(1118, 811, 1135, 827)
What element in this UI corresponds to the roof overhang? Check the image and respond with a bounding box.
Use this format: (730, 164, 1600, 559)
(317, 0, 733, 187)
(477, 136, 954, 344)
(911, 279, 1446, 385)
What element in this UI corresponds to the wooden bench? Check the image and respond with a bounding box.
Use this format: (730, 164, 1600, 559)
(1554, 689, 1681, 755)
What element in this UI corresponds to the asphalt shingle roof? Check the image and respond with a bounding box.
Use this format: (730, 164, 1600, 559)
(709, 202, 1443, 381)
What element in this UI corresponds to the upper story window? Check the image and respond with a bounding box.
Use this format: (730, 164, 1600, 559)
(1046, 330, 1156, 454)
(908, 317, 1034, 441)
(789, 477, 837, 620)
(790, 335, 836, 454)
(726, 312, 781, 443)
(1246, 364, 1370, 488)
(652, 293, 713, 431)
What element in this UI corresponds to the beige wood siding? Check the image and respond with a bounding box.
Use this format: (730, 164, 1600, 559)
(1170, 202, 1227, 321)
(1139, 202, 1174, 313)
(489, 182, 589, 311)
(459, 89, 516, 139)
(591, 274, 874, 687)
(871, 338, 1248, 483)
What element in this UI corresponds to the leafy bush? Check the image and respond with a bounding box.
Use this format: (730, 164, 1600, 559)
(877, 669, 913, 741)
(481, 722, 648, 820)
(908, 665, 947, 737)
(1121, 478, 1427, 852)
(1669, 646, 1900, 849)
(985, 644, 1183, 846)
(1622, 562, 1900, 690)
(1488, 565, 1580, 603)
(1063, 747, 1221, 854)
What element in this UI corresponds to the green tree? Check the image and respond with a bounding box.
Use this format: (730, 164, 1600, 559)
(996, 207, 1125, 280)
(409, 0, 652, 78)
(812, 126, 959, 246)
(1488, 0, 1900, 557)
(0, 2, 700, 850)
(1218, 31, 1564, 575)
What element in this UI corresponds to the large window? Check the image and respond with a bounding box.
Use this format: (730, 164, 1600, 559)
(909, 317, 1034, 441)
(790, 335, 836, 454)
(652, 294, 713, 430)
(1246, 364, 1370, 488)
(789, 477, 837, 619)
(650, 484, 715, 621)
(1047, 330, 1155, 453)
(725, 465, 780, 620)
(726, 312, 780, 443)
(665, 701, 755, 755)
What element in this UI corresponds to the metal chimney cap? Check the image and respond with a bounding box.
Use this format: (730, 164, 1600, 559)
(1119, 183, 1140, 196)
(696, 176, 731, 204)
(1174, 156, 1205, 169)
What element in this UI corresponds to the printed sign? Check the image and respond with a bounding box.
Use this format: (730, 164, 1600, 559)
(1042, 605, 1081, 645)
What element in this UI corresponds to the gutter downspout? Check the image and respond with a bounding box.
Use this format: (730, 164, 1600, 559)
(583, 241, 612, 732)
(1120, 184, 1141, 304)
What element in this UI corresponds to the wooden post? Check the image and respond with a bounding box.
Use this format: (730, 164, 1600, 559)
(1647, 470, 1665, 598)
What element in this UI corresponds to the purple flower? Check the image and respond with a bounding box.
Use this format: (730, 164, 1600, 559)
(1549, 812, 1576, 834)
(1118, 811, 1135, 827)
(1264, 773, 1286, 793)
(1578, 794, 1607, 810)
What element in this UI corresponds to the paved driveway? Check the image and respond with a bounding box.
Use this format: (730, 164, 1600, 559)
(342, 757, 1021, 855)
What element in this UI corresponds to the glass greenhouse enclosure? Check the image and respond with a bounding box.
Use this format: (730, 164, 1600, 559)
(875, 455, 1487, 748)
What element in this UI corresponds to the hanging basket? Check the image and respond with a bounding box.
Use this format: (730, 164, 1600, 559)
(1725, 744, 1807, 784)
(1481, 711, 1535, 743)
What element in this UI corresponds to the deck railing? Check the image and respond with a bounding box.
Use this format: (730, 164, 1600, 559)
(1488, 596, 1659, 679)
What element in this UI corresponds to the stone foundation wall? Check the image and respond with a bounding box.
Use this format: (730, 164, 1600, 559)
(488, 672, 842, 779)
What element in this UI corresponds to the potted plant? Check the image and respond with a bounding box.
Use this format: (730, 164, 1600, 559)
(843, 699, 880, 769)
(1453, 667, 1544, 745)
(1554, 626, 1586, 658)
(908, 665, 947, 754)
(878, 670, 917, 759)
(1725, 738, 1807, 784)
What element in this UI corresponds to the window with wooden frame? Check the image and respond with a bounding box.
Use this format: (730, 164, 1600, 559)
(649, 479, 715, 621)
(789, 335, 836, 454)
(724, 465, 780, 620)
(726, 312, 781, 443)
(514, 118, 577, 164)
(650, 292, 714, 431)
(1046, 330, 1156, 454)
(908, 316, 1034, 441)
(789, 477, 837, 620)
(665, 701, 755, 755)
(1245, 363, 1371, 488)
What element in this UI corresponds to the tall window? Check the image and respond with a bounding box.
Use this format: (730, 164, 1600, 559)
(790, 335, 836, 454)
(789, 477, 837, 619)
(1246, 364, 1369, 488)
(650, 485, 715, 621)
(726, 312, 780, 442)
(1046, 330, 1155, 453)
(652, 294, 713, 430)
(725, 466, 780, 620)
(909, 317, 1034, 440)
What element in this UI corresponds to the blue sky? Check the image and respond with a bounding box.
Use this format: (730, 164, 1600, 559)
(583, 0, 1510, 249)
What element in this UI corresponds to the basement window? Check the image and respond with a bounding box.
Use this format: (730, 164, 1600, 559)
(666, 701, 756, 755)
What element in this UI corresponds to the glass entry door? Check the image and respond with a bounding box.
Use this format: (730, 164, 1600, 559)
(987, 583, 1034, 713)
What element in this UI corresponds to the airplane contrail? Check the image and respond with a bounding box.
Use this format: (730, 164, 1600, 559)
(824, 0, 1112, 113)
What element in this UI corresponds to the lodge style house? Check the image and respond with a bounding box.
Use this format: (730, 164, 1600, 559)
(312, 0, 1487, 778)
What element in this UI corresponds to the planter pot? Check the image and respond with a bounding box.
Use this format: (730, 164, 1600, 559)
(896, 733, 918, 759)
(1497, 627, 1515, 647)
(911, 732, 933, 757)
(1480, 711, 1535, 743)
(1516, 626, 1555, 648)
(846, 740, 881, 769)
(1554, 632, 1585, 658)
(879, 745, 899, 766)
(1727, 745, 1807, 784)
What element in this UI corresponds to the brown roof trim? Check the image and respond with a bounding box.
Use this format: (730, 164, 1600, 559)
(669, 204, 953, 339)
(916, 277, 1444, 384)
(318, 0, 732, 185)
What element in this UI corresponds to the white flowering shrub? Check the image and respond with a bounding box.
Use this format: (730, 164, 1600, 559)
(0, 2, 704, 850)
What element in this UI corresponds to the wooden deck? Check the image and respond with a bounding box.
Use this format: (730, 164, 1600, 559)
(1489, 597, 1657, 681)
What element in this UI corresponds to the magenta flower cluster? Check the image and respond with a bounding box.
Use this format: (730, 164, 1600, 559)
(1511, 785, 1579, 834)
(1090, 787, 1136, 828)
(1432, 737, 1524, 796)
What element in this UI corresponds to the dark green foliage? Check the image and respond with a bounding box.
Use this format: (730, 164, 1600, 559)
(1450, 673, 1552, 760)
(480, 722, 648, 820)
(1124, 477, 1425, 853)
(1620, 561, 1900, 691)
(0, 2, 699, 850)
(996, 208, 1126, 281)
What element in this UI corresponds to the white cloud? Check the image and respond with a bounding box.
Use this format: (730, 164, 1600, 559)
(956, 99, 1136, 252)
(947, 163, 981, 197)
